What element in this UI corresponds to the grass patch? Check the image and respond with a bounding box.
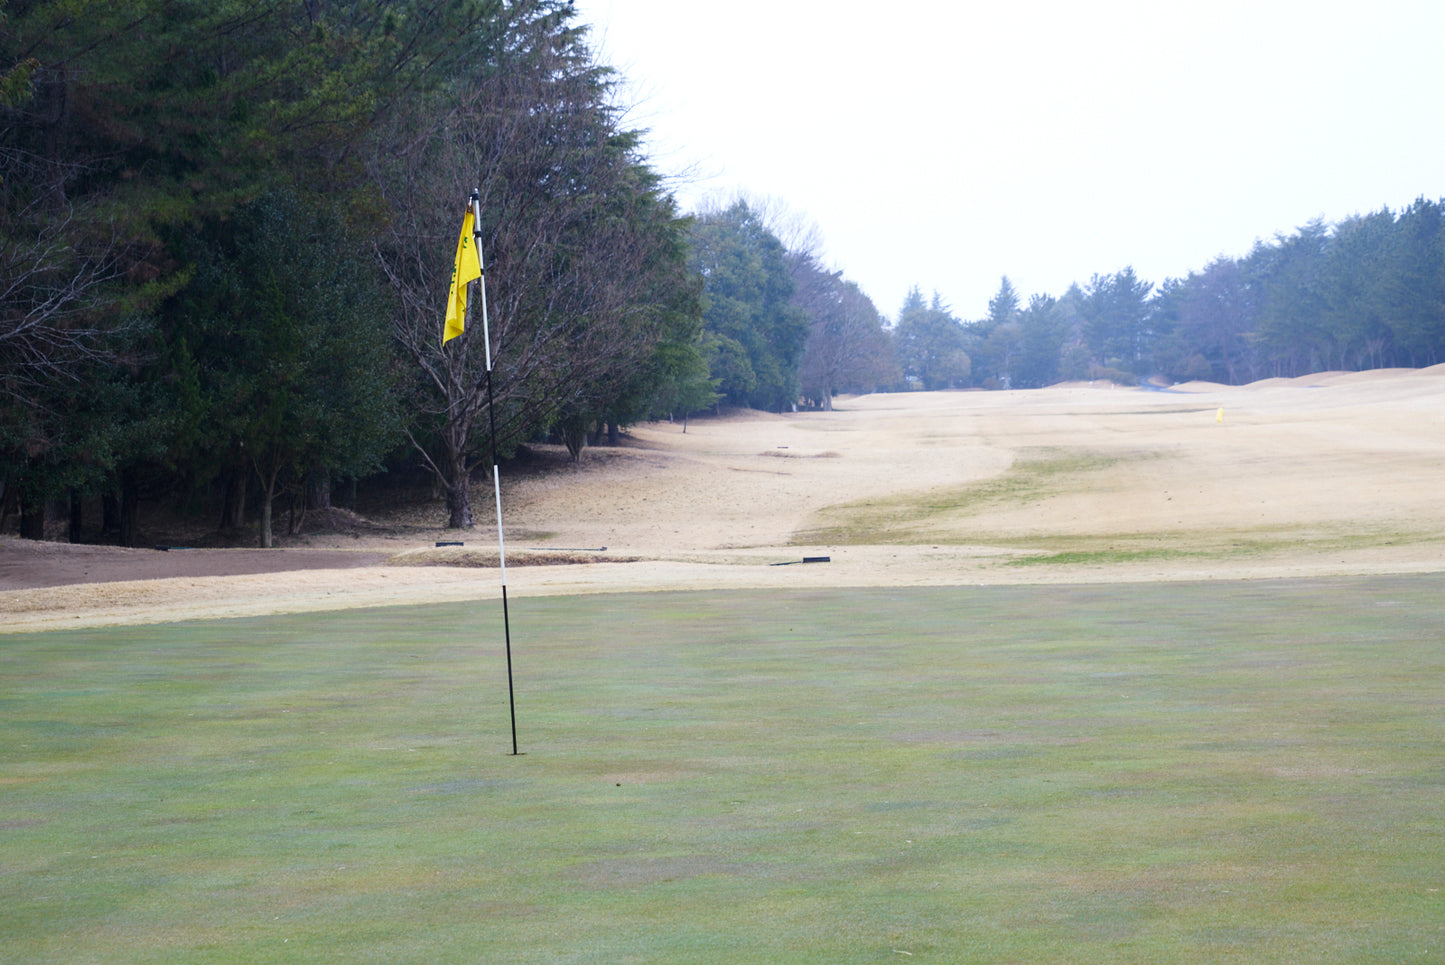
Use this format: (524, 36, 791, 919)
(1002, 526, 1445, 568)
(1008, 547, 1195, 567)
(795, 447, 1142, 545)
(3, 578, 1444, 962)
(761, 449, 843, 459)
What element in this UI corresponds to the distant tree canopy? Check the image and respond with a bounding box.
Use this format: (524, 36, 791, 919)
(943, 200, 1445, 389)
(686, 196, 895, 413)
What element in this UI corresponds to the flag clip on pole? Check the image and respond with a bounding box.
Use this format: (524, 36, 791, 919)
(449, 189, 519, 755)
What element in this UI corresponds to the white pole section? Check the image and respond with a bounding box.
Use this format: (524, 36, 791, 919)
(472, 193, 491, 373)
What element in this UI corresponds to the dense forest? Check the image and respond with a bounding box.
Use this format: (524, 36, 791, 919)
(2, 0, 709, 541)
(3, 1, 1443, 545)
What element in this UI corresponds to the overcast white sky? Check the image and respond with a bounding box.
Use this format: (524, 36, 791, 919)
(572, 0, 1445, 321)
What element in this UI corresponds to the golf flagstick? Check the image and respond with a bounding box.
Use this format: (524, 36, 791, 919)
(457, 189, 519, 756)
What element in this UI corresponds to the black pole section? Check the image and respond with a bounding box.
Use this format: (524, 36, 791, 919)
(502, 585, 518, 755)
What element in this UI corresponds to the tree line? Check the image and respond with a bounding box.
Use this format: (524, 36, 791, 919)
(696, 197, 1445, 411)
(899, 200, 1445, 391)
(4, 1, 1443, 545)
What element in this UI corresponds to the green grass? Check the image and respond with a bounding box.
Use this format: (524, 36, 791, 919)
(1007, 546, 1196, 567)
(999, 522, 1439, 569)
(795, 447, 1139, 545)
(3, 578, 1444, 962)
(1002, 526, 1439, 568)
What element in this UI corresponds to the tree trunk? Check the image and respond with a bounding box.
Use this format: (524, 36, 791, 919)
(607, 419, 620, 446)
(68, 490, 83, 543)
(562, 424, 586, 462)
(102, 490, 122, 540)
(306, 469, 331, 511)
(446, 480, 474, 529)
(256, 462, 281, 548)
(219, 469, 247, 530)
(119, 474, 140, 547)
(287, 490, 306, 536)
(19, 492, 45, 540)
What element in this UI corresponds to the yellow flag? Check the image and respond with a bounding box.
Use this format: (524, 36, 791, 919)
(443, 207, 482, 343)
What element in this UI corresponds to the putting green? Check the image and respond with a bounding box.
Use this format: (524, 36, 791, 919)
(3, 577, 1443, 962)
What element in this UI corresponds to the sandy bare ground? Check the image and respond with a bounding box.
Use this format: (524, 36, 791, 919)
(4, 366, 1444, 632)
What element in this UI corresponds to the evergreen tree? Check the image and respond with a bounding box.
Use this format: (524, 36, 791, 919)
(967, 276, 1023, 388)
(1386, 199, 1445, 366)
(1169, 258, 1257, 383)
(1320, 210, 1396, 369)
(688, 200, 809, 411)
(894, 288, 969, 390)
(1013, 293, 1069, 389)
(1252, 221, 1331, 375)
(1082, 267, 1153, 372)
(162, 189, 402, 547)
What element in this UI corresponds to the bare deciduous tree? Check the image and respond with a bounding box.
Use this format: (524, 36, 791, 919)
(791, 252, 897, 409)
(0, 196, 136, 409)
(371, 1, 695, 527)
